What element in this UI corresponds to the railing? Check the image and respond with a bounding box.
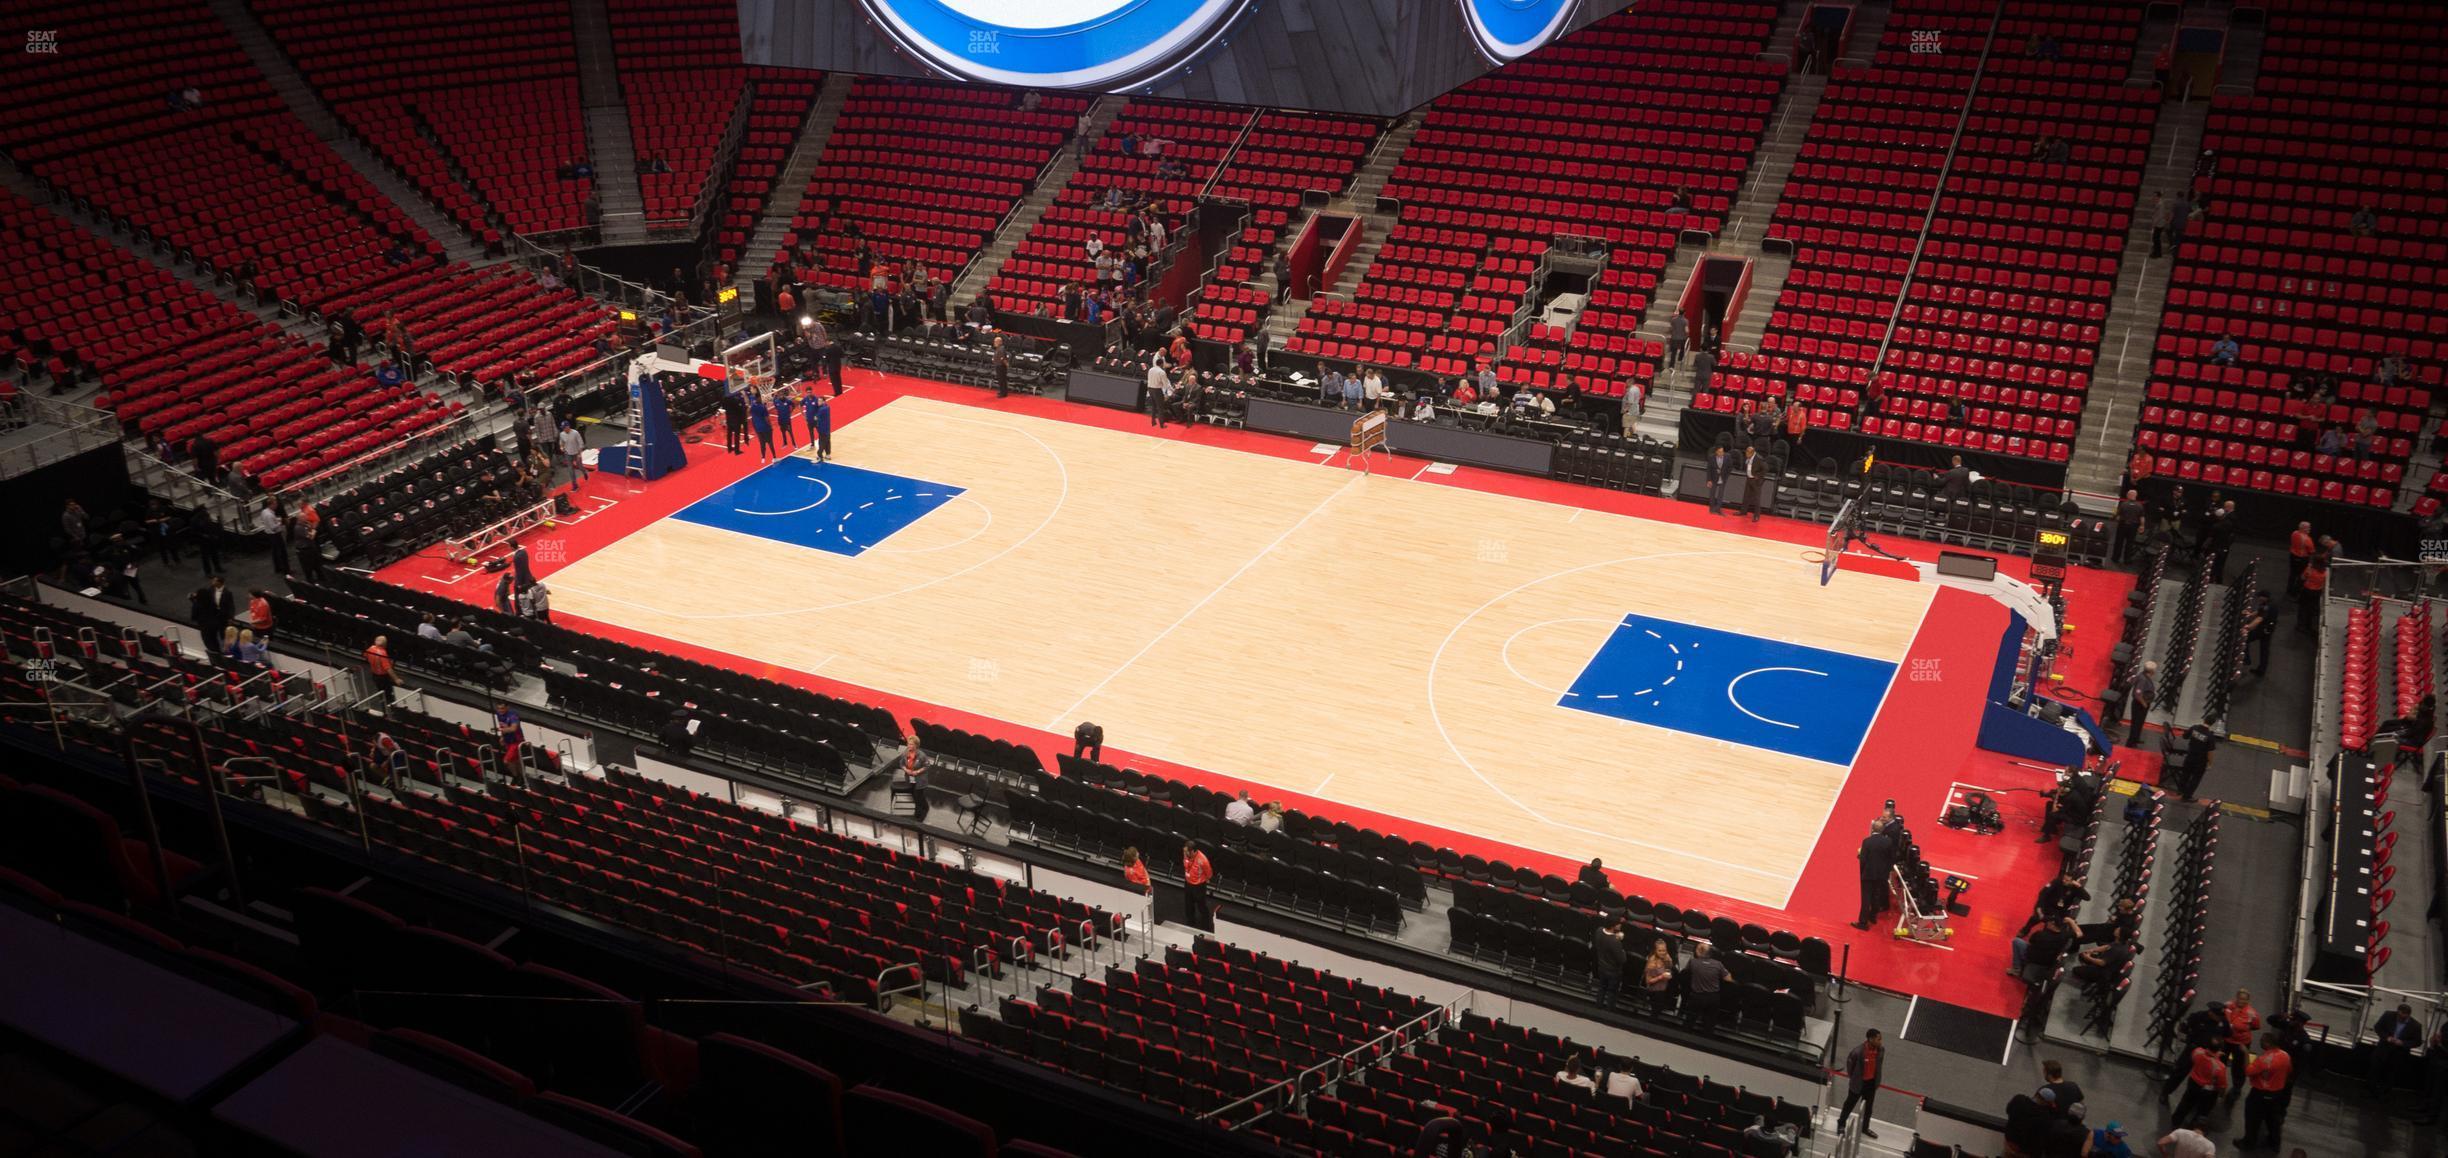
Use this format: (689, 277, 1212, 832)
(0, 394, 122, 479)
(503, 230, 705, 317)
(1862, 2, 2008, 399)
(686, 81, 759, 244)
(1197, 108, 1263, 203)
(270, 406, 482, 502)
(126, 448, 252, 528)
(1201, 989, 1470, 1128)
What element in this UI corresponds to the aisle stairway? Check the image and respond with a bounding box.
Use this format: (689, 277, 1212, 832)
(1241, 112, 1424, 316)
(732, 74, 855, 297)
(569, 0, 647, 243)
(945, 95, 1129, 315)
(1629, 68, 1825, 442)
(205, 0, 488, 264)
(2063, 101, 2205, 501)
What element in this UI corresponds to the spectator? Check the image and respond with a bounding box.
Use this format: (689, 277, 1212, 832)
(2114, 490, 2147, 564)
(2015, 915, 2078, 984)
(1554, 1055, 1596, 1092)
(1121, 847, 1151, 894)
(2037, 1060, 2083, 1113)
(2351, 203, 2378, 237)
(1600, 1062, 1642, 1103)
(1683, 943, 1728, 1029)
(246, 588, 275, 640)
(1743, 1117, 1798, 1157)
(1641, 938, 1676, 1015)
(2081, 897, 2143, 946)
(2210, 333, 2240, 365)
(1224, 790, 1257, 826)
(1591, 917, 1627, 1009)
(2003, 1087, 2056, 1155)
(1257, 802, 1283, 833)
(374, 358, 407, 388)
(519, 581, 551, 623)
(2368, 1002, 2422, 1097)
(2150, 193, 2174, 258)
(1412, 1102, 1470, 1157)
(1853, 817, 1896, 930)
(2041, 1102, 2090, 1156)
(363, 634, 395, 696)
(1835, 1029, 1884, 1139)
(2158, 1127, 2214, 1158)
(2089, 1121, 2132, 1158)
(1181, 841, 1213, 923)
(2126, 660, 2158, 746)
(2068, 932, 2136, 993)
(2415, 1019, 2448, 1124)
(555, 421, 586, 484)
(1576, 857, 1609, 890)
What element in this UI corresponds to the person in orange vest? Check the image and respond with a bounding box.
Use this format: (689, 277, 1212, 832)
(2123, 447, 2153, 493)
(247, 589, 276, 640)
(1121, 847, 1151, 894)
(1181, 840, 1213, 923)
(1784, 397, 1810, 449)
(2169, 1038, 2228, 1130)
(2222, 989, 2260, 1092)
(2238, 1031, 2293, 1149)
(363, 634, 395, 696)
(2295, 554, 2329, 635)
(2286, 521, 2316, 593)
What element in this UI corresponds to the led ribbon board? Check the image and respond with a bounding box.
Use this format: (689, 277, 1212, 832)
(856, 0, 1255, 89)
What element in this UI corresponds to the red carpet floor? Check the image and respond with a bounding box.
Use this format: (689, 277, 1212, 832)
(376, 370, 2137, 1016)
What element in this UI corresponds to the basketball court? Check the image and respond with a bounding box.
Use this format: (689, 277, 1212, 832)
(525, 392, 1941, 907)
(378, 374, 2131, 1014)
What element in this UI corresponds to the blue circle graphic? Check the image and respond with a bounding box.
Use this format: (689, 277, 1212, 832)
(857, 0, 1253, 89)
(1457, 0, 1582, 61)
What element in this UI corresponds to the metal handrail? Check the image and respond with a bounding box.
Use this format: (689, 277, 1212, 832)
(127, 448, 250, 520)
(1197, 108, 1263, 203)
(1862, 1, 2009, 405)
(684, 84, 757, 241)
(1201, 990, 1468, 1126)
(0, 395, 121, 479)
(872, 961, 925, 1012)
(270, 406, 479, 501)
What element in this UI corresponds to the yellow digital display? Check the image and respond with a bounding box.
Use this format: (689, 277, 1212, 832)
(2036, 530, 2069, 548)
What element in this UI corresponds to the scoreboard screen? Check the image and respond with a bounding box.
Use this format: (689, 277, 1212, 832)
(741, 0, 1627, 117)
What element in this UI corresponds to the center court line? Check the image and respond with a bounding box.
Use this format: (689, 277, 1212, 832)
(1046, 474, 1361, 728)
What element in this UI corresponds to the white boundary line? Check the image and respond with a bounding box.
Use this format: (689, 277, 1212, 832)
(1778, 593, 1941, 909)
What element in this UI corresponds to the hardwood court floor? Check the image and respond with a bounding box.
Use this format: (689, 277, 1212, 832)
(544, 395, 1938, 906)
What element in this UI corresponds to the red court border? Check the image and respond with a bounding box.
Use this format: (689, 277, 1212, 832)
(376, 369, 2136, 1015)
